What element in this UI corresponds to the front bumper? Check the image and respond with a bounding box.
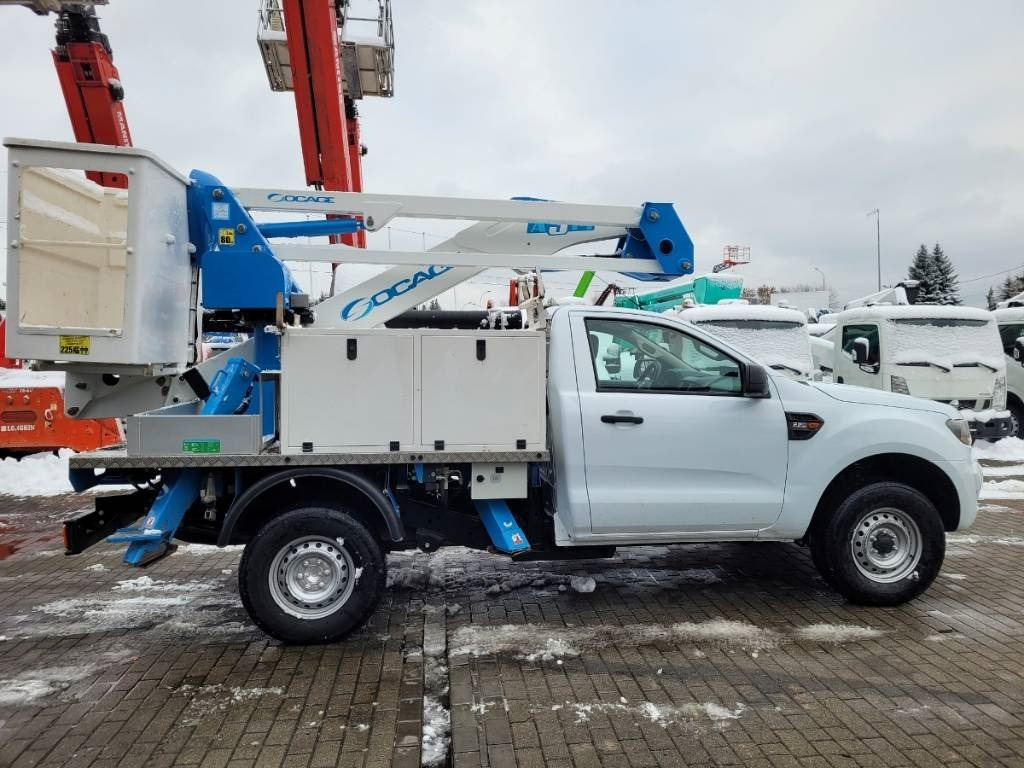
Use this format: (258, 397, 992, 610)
(968, 415, 1014, 442)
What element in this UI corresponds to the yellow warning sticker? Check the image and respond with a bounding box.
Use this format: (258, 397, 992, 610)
(218, 228, 236, 246)
(58, 335, 90, 356)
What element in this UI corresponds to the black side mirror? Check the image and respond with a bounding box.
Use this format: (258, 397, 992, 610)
(851, 337, 871, 365)
(1015, 338, 1024, 364)
(742, 363, 771, 398)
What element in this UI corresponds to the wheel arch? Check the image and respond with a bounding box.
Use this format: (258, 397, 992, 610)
(219, 467, 405, 546)
(808, 452, 960, 535)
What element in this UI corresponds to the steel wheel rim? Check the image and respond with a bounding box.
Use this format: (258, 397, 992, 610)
(851, 507, 922, 583)
(269, 535, 355, 619)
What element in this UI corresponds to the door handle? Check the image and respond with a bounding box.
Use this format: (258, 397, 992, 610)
(601, 414, 643, 425)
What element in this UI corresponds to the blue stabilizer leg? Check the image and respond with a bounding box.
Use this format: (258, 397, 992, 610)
(474, 499, 531, 555)
(106, 357, 263, 565)
(108, 469, 204, 565)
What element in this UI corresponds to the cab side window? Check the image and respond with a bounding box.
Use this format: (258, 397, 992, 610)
(998, 324, 1024, 356)
(841, 324, 880, 366)
(585, 318, 741, 394)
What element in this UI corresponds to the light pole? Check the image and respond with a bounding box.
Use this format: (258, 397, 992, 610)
(813, 266, 826, 291)
(867, 208, 880, 290)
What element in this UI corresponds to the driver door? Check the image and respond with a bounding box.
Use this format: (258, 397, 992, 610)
(576, 314, 789, 536)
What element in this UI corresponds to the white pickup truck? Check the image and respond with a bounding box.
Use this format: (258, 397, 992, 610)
(811, 305, 1012, 441)
(69, 305, 980, 643)
(9, 138, 981, 645)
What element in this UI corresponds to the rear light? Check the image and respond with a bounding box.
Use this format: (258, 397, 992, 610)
(786, 412, 824, 440)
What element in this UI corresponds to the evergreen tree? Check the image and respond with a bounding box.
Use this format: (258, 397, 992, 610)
(986, 287, 996, 310)
(907, 244, 939, 303)
(428, 297, 442, 311)
(929, 243, 962, 305)
(998, 276, 1015, 301)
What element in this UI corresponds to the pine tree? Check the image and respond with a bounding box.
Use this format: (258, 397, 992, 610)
(999, 276, 1015, 301)
(907, 244, 939, 303)
(986, 287, 996, 310)
(428, 298, 442, 311)
(929, 243, 962, 305)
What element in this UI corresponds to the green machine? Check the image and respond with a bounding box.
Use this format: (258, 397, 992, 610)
(614, 274, 744, 312)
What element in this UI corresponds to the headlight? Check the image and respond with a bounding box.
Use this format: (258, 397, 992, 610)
(994, 375, 1007, 410)
(891, 375, 910, 395)
(945, 418, 972, 446)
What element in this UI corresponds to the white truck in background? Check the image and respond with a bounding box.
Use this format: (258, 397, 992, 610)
(675, 303, 815, 380)
(812, 305, 1012, 441)
(991, 307, 1024, 438)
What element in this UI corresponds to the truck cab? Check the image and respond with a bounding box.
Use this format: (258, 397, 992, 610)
(819, 306, 1011, 441)
(991, 307, 1024, 437)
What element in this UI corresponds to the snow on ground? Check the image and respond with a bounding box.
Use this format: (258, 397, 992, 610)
(549, 699, 745, 730)
(172, 543, 244, 555)
(0, 648, 136, 705)
(174, 684, 285, 727)
(569, 576, 596, 593)
(981, 464, 1024, 477)
(979, 479, 1024, 500)
(3, 574, 254, 641)
(0, 449, 135, 497)
(792, 624, 884, 643)
(450, 619, 882, 662)
(946, 534, 1024, 547)
(112, 575, 215, 593)
(421, 696, 451, 768)
(974, 437, 1024, 461)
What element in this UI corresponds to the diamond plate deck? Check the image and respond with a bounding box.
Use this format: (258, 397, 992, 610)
(69, 447, 549, 469)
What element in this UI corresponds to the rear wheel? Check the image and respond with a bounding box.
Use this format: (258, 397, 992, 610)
(810, 482, 944, 606)
(239, 506, 385, 644)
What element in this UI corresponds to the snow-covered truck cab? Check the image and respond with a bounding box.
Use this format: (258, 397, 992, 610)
(991, 307, 1024, 437)
(673, 304, 814, 380)
(828, 305, 1012, 441)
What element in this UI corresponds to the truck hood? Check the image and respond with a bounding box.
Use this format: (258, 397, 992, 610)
(805, 381, 958, 417)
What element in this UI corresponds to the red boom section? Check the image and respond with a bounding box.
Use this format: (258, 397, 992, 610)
(51, 7, 131, 187)
(281, 0, 365, 248)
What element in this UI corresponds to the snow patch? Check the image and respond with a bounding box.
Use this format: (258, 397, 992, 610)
(172, 543, 244, 555)
(421, 696, 451, 768)
(973, 437, 1024, 461)
(84, 563, 108, 572)
(946, 534, 1024, 546)
(0, 449, 134, 497)
(175, 684, 285, 726)
(792, 624, 883, 643)
(569, 576, 596, 593)
(112, 576, 214, 593)
(980, 479, 1024, 500)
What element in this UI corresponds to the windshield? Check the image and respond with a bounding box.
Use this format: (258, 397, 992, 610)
(695, 320, 812, 374)
(888, 318, 1004, 369)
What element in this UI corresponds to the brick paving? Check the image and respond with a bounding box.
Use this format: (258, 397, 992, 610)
(1, 478, 1023, 767)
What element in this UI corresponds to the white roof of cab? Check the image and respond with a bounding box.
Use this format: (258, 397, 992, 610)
(837, 305, 993, 324)
(679, 304, 807, 325)
(992, 307, 1024, 322)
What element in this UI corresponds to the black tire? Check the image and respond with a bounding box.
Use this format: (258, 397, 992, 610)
(1009, 400, 1024, 439)
(239, 506, 385, 644)
(810, 482, 945, 606)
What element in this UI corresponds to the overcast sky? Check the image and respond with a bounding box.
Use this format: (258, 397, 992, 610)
(2, 0, 1022, 307)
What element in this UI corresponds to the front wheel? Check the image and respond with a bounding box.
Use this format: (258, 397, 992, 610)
(1008, 400, 1024, 439)
(810, 482, 945, 606)
(239, 506, 385, 644)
